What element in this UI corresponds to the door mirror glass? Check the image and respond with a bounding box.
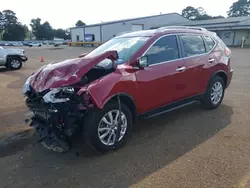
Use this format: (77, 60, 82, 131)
(138, 55, 148, 67)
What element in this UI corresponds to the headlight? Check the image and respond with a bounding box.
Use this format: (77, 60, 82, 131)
(23, 76, 32, 95)
(43, 87, 74, 103)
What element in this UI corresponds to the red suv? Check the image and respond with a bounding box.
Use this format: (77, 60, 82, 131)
(23, 26, 233, 153)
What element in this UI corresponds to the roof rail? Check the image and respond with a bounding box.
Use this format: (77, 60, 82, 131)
(155, 26, 207, 32)
(115, 31, 133, 37)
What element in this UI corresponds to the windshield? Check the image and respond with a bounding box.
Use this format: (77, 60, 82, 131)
(86, 36, 149, 67)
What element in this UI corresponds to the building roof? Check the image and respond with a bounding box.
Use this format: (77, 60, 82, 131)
(153, 16, 250, 31)
(70, 12, 188, 29)
(185, 16, 250, 25)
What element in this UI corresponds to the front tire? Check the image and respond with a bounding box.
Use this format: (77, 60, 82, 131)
(201, 76, 225, 109)
(84, 101, 133, 153)
(7, 57, 22, 70)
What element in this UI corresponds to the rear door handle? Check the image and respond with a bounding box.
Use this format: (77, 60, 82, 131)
(176, 66, 186, 72)
(208, 58, 215, 63)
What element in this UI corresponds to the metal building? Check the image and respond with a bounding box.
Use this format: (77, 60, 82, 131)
(187, 16, 250, 46)
(70, 13, 189, 43)
(154, 16, 250, 46)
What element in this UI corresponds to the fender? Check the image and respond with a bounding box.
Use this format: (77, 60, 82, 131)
(212, 70, 227, 78)
(77, 69, 138, 110)
(206, 69, 228, 90)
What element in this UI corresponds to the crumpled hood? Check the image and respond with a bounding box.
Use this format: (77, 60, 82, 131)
(30, 51, 118, 92)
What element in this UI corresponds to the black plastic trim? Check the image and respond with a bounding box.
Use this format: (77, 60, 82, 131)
(138, 94, 204, 119)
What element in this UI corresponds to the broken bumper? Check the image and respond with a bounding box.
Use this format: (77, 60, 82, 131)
(25, 100, 83, 152)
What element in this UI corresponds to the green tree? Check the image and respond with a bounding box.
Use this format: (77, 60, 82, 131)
(1, 10, 18, 27)
(53, 28, 71, 40)
(30, 18, 42, 39)
(2, 24, 26, 41)
(40, 21, 54, 40)
(182, 6, 225, 20)
(54, 28, 66, 39)
(23, 24, 30, 39)
(30, 19, 54, 40)
(0, 12, 3, 32)
(227, 0, 250, 17)
(182, 6, 200, 20)
(1, 10, 26, 41)
(75, 20, 86, 27)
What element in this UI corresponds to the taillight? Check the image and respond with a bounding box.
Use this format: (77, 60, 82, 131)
(225, 47, 231, 57)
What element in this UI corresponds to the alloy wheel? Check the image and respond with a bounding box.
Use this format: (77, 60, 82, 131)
(98, 110, 127, 146)
(210, 81, 223, 105)
(11, 59, 21, 69)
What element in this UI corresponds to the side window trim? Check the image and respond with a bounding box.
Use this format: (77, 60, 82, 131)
(202, 35, 217, 53)
(201, 35, 209, 52)
(177, 35, 185, 59)
(141, 33, 218, 66)
(176, 35, 184, 58)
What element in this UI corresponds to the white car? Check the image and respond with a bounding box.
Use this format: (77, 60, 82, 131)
(29, 42, 42, 47)
(0, 46, 28, 70)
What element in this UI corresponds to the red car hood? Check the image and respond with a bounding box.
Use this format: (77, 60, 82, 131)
(30, 51, 118, 92)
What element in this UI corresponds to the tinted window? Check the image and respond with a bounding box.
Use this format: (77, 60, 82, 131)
(145, 35, 179, 65)
(180, 35, 206, 57)
(204, 36, 216, 51)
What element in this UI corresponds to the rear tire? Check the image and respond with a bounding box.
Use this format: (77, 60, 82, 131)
(83, 101, 133, 153)
(200, 76, 225, 109)
(7, 57, 22, 70)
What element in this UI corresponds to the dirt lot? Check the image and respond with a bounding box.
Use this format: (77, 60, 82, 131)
(0, 46, 250, 188)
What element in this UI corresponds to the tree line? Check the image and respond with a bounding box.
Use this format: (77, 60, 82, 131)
(0, 0, 249, 41)
(0, 10, 86, 41)
(182, 0, 250, 20)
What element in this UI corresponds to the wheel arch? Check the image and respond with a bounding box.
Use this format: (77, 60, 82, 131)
(6, 55, 22, 61)
(103, 93, 137, 123)
(212, 70, 228, 87)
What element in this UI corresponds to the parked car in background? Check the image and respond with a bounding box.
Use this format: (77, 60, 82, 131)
(23, 26, 233, 153)
(0, 46, 28, 70)
(29, 42, 42, 47)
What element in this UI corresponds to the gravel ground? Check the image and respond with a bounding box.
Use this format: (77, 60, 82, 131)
(0, 46, 249, 188)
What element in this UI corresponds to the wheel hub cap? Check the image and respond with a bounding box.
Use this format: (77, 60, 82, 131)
(98, 110, 127, 146)
(11, 60, 21, 68)
(210, 81, 223, 105)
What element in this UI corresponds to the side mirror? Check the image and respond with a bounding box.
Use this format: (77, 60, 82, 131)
(137, 55, 149, 68)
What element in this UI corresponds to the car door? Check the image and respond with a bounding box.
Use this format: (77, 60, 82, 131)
(135, 35, 187, 113)
(178, 34, 213, 97)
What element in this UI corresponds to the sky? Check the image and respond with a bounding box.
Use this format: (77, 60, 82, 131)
(1, 0, 237, 29)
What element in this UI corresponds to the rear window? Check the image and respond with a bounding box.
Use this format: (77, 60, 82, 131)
(204, 36, 216, 51)
(179, 35, 206, 57)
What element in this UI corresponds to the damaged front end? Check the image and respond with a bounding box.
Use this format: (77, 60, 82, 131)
(24, 86, 93, 152)
(23, 51, 119, 152)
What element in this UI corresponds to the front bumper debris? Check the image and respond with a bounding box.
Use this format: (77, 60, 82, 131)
(25, 96, 84, 152)
(30, 116, 70, 152)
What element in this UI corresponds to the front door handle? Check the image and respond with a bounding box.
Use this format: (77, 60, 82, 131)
(176, 66, 186, 72)
(208, 58, 215, 63)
